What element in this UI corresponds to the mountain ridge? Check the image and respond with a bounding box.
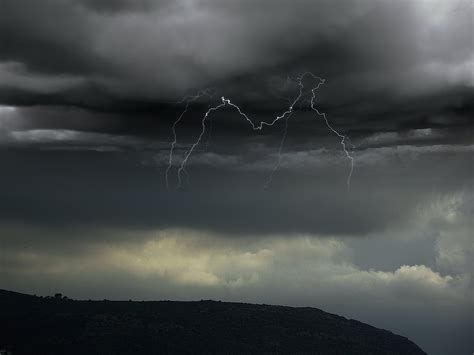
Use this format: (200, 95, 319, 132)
(0, 289, 426, 354)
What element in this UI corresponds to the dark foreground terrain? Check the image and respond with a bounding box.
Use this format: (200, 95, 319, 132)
(0, 289, 425, 354)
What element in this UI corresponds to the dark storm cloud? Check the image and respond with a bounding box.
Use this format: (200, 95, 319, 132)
(0, 2, 101, 76)
(0, 146, 471, 237)
(0, 0, 472, 128)
(0, 0, 471, 236)
(77, 0, 159, 13)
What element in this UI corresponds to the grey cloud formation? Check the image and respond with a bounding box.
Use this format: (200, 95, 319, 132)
(0, 145, 471, 236)
(0, 0, 472, 170)
(0, 0, 472, 110)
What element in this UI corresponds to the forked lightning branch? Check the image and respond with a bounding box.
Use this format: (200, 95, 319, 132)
(166, 72, 354, 190)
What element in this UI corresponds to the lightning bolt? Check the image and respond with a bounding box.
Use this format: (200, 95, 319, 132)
(176, 100, 227, 189)
(263, 88, 295, 189)
(165, 89, 213, 190)
(308, 82, 354, 187)
(168, 72, 354, 189)
(264, 113, 290, 189)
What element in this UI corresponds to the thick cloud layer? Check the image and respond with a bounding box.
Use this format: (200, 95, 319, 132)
(0, 145, 471, 235)
(1, 0, 472, 110)
(1, 0, 472, 155)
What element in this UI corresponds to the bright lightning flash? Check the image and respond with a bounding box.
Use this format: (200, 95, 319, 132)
(165, 89, 213, 190)
(166, 72, 354, 190)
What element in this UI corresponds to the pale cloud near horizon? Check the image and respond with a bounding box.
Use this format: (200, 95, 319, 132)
(1, 190, 472, 354)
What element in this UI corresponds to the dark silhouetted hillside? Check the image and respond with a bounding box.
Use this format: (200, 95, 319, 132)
(0, 289, 426, 354)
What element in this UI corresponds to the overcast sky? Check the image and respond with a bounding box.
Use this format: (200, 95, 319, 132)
(0, 1, 473, 354)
